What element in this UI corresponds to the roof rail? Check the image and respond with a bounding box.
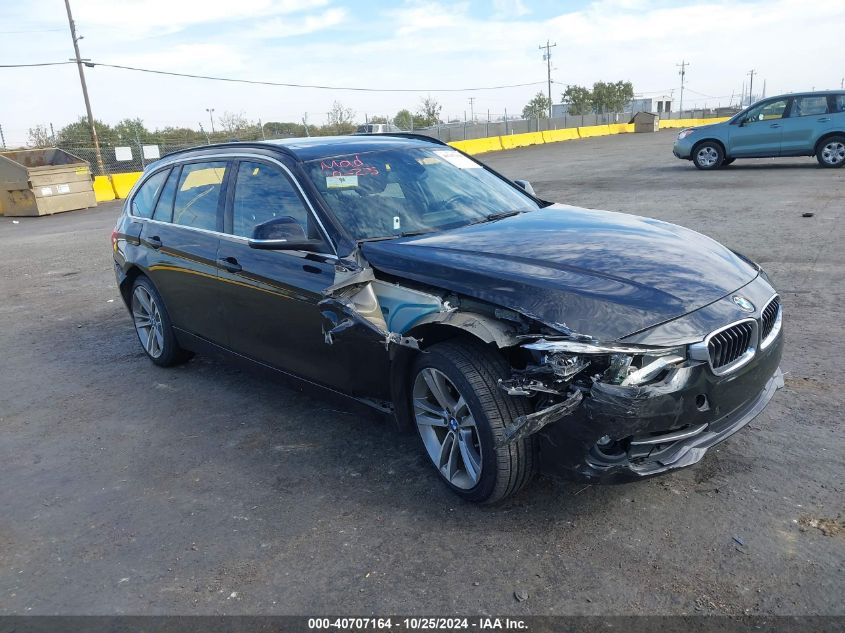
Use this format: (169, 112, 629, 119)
(361, 132, 450, 147)
(160, 141, 297, 161)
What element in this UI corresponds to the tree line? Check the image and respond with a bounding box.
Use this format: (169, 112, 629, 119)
(522, 80, 635, 119)
(25, 97, 447, 149)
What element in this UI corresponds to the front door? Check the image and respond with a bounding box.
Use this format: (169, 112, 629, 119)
(216, 158, 385, 396)
(728, 97, 790, 157)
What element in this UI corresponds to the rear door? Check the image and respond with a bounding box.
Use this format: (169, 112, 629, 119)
(139, 160, 230, 344)
(780, 95, 833, 156)
(728, 97, 790, 157)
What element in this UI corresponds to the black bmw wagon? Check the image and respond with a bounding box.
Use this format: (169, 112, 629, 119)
(112, 134, 783, 503)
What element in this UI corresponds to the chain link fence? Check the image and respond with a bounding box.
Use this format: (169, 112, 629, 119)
(52, 108, 724, 176)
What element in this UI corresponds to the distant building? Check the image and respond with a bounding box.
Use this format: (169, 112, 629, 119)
(627, 96, 674, 114)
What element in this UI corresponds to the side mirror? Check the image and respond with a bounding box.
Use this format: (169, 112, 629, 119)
(513, 179, 536, 196)
(248, 216, 326, 252)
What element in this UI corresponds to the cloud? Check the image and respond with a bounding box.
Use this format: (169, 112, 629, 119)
(243, 7, 347, 39)
(2, 0, 844, 141)
(492, 0, 530, 17)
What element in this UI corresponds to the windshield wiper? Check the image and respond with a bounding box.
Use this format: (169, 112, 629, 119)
(467, 209, 523, 226)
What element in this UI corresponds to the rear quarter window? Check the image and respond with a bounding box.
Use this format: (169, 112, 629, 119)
(130, 169, 169, 218)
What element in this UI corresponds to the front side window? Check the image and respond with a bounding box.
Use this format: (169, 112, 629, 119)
(790, 96, 829, 117)
(172, 161, 228, 232)
(302, 147, 541, 240)
(232, 161, 311, 238)
(745, 99, 789, 123)
(131, 169, 169, 218)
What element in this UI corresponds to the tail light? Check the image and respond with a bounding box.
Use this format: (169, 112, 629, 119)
(111, 229, 119, 252)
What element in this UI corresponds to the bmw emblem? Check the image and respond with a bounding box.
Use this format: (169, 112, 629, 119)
(732, 295, 755, 313)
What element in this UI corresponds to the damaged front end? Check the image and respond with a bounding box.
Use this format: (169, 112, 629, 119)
(505, 331, 784, 482)
(317, 253, 784, 484)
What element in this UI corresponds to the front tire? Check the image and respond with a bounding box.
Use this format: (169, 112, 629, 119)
(130, 276, 191, 367)
(692, 141, 724, 170)
(410, 339, 537, 503)
(816, 135, 845, 168)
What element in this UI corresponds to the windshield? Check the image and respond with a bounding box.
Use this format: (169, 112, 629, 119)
(303, 147, 542, 240)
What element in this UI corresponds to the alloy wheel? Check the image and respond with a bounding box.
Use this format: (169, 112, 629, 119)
(696, 146, 719, 167)
(412, 367, 483, 490)
(131, 285, 165, 359)
(822, 141, 845, 166)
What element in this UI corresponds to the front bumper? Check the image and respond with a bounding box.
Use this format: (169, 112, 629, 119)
(537, 328, 784, 483)
(673, 138, 693, 159)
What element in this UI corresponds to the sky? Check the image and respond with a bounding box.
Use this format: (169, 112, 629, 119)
(1, 0, 844, 145)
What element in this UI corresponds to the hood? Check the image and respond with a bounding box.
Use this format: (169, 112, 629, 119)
(361, 205, 758, 341)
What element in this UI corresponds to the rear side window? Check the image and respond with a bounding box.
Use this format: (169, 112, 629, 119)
(834, 95, 845, 113)
(152, 167, 179, 222)
(232, 161, 311, 238)
(790, 96, 829, 117)
(131, 169, 168, 218)
(172, 161, 228, 232)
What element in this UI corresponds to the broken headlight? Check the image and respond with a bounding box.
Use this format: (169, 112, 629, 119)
(521, 339, 686, 387)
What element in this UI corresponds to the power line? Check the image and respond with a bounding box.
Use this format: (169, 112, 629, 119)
(0, 61, 76, 68)
(87, 62, 548, 92)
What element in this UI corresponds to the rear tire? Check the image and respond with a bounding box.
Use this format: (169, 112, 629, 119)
(410, 339, 537, 504)
(692, 141, 724, 170)
(130, 276, 192, 367)
(816, 135, 845, 168)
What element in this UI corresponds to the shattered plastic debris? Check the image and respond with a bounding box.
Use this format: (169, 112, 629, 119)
(496, 389, 583, 448)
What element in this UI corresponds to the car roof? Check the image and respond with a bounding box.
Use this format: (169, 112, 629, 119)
(766, 90, 844, 100)
(160, 134, 447, 164)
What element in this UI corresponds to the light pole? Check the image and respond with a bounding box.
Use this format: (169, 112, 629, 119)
(64, 0, 105, 175)
(206, 108, 216, 134)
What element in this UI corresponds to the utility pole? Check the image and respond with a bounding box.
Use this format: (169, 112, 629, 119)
(468, 97, 475, 123)
(747, 69, 756, 105)
(64, 0, 105, 175)
(0, 123, 6, 150)
(198, 122, 210, 144)
(539, 40, 557, 118)
(677, 60, 689, 115)
(205, 108, 216, 134)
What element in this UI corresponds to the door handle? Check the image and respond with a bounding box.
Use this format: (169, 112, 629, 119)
(769, 123, 781, 128)
(302, 264, 322, 274)
(147, 235, 162, 249)
(817, 117, 831, 122)
(217, 256, 242, 273)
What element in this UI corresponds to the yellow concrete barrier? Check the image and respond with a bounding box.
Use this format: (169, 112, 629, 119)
(607, 123, 632, 135)
(93, 175, 116, 202)
(500, 131, 545, 150)
(542, 128, 580, 143)
(111, 171, 143, 199)
(577, 124, 612, 138)
(449, 136, 504, 155)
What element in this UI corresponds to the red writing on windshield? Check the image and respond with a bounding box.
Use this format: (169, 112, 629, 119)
(320, 155, 379, 177)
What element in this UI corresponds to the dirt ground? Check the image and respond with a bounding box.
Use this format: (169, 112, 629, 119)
(1, 130, 842, 615)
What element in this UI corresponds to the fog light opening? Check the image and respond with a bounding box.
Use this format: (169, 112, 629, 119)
(695, 394, 709, 411)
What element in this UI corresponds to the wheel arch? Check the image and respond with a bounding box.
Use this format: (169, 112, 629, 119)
(118, 264, 147, 308)
(389, 321, 519, 432)
(692, 137, 728, 157)
(814, 131, 845, 155)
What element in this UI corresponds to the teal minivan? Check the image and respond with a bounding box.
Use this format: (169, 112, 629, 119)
(673, 91, 845, 169)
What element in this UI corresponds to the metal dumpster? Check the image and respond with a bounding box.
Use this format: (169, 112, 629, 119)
(0, 148, 97, 216)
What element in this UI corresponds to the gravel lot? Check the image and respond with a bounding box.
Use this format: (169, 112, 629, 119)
(1, 130, 843, 616)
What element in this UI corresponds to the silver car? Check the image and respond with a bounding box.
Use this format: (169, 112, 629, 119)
(673, 91, 845, 169)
